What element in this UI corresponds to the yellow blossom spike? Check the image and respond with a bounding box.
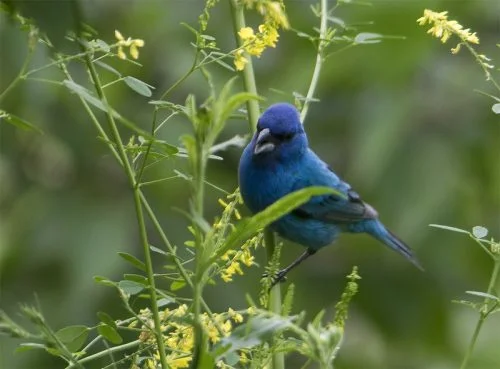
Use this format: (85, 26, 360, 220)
(218, 198, 229, 208)
(238, 26, 255, 41)
(114, 29, 124, 41)
(129, 44, 139, 59)
(117, 46, 127, 60)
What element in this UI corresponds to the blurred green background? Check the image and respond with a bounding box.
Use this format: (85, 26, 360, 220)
(1, 0, 499, 368)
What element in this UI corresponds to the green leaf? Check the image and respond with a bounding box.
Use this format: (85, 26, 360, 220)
(150, 245, 169, 256)
(124, 274, 148, 285)
(63, 80, 119, 118)
(472, 226, 488, 239)
(170, 280, 186, 291)
(213, 315, 295, 359)
(118, 280, 144, 295)
(210, 135, 248, 153)
(95, 39, 110, 52)
(93, 275, 116, 287)
(15, 343, 47, 353)
(210, 187, 341, 265)
(55, 325, 89, 352)
(95, 60, 121, 76)
(354, 32, 384, 44)
(123, 76, 154, 97)
(97, 312, 117, 329)
(152, 140, 179, 155)
(118, 252, 146, 271)
(492, 103, 500, 114)
(0, 110, 43, 133)
(157, 297, 175, 307)
(429, 224, 469, 234)
(465, 291, 500, 302)
(97, 324, 123, 344)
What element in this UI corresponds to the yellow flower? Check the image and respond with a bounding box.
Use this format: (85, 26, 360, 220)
(228, 308, 244, 323)
(234, 49, 248, 71)
(238, 27, 256, 41)
(265, 1, 289, 29)
(114, 29, 145, 60)
(168, 356, 191, 369)
(239, 351, 249, 363)
(416, 9, 479, 51)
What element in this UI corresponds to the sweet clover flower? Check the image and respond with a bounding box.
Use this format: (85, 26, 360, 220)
(114, 30, 145, 60)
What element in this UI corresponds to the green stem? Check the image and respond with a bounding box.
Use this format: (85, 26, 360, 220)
(229, 2, 284, 369)
(229, 0, 259, 133)
(300, 0, 329, 124)
(459, 258, 500, 369)
(264, 230, 285, 369)
(79, 37, 170, 369)
(0, 46, 33, 102)
(65, 340, 142, 369)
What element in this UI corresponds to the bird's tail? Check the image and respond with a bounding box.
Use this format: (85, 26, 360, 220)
(367, 220, 424, 271)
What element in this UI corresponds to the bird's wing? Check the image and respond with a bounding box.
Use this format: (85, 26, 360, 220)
(294, 186, 378, 223)
(291, 156, 378, 223)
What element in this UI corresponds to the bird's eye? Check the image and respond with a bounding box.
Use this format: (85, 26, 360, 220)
(274, 133, 294, 141)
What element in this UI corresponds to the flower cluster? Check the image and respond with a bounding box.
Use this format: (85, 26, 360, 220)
(135, 305, 251, 368)
(416, 9, 478, 50)
(114, 30, 145, 60)
(416, 9, 495, 76)
(234, 1, 289, 70)
(220, 233, 262, 282)
(213, 190, 263, 282)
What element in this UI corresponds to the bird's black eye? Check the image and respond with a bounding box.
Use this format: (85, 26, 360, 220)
(274, 132, 294, 141)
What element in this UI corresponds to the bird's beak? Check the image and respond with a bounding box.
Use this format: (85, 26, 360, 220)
(254, 128, 276, 155)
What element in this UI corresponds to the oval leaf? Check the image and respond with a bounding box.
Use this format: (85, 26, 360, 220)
(97, 324, 123, 344)
(170, 280, 186, 291)
(123, 76, 153, 97)
(97, 312, 117, 329)
(472, 226, 488, 239)
(55, 325, 89, 352)
(214, 315, 295, 360)
(429, 224, 469, 234)
(465, 290, 500, 301)
(1, 110, 43, 133)
(118, 280, 144, 295)
(354, 32, 383, 44)
(118, 252, 146, 271)
(93, 275, 116, 287)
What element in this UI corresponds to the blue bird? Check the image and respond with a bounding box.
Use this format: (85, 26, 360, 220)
(238, 103, 422, 285)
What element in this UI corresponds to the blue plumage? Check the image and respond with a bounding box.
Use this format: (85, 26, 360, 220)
(238, 103, 422, 280)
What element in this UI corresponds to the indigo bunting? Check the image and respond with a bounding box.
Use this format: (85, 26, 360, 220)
(238, 103, 422, 284)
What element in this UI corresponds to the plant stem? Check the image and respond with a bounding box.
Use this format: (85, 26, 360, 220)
(265, 230, 285, 369)
(0, 45, 33, 102)
(78, 35, 170, 369)
(459, 258, 500, 369)
(300, 0, 329, 124)
(65, 340, 142, 369)
(229, 2, 284, 369)
(229, 0, 259, 133)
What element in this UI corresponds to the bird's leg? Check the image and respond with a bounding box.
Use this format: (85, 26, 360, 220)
(270, 248, 317, 288)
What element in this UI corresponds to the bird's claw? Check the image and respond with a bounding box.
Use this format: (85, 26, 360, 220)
(262, 269, 288, 289)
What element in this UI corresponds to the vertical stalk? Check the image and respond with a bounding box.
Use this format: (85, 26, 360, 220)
(229, 1, 284, 369)
(191, 142, 208, 368)
(300, 0, 329, 124)
(460, 258, 500, 369)
(74, 25, 170, 369)
(229, 0, 259, 133)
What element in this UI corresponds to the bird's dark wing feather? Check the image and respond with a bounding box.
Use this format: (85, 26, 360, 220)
(293, 187, 378, 223)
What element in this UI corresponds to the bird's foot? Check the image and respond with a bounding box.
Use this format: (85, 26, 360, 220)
(262, 269, 289, 289)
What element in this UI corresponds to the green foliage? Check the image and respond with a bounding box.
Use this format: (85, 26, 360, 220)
(2, 1, 498, 369)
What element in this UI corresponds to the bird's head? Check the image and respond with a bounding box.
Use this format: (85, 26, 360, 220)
(251, 103, 307, 161)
